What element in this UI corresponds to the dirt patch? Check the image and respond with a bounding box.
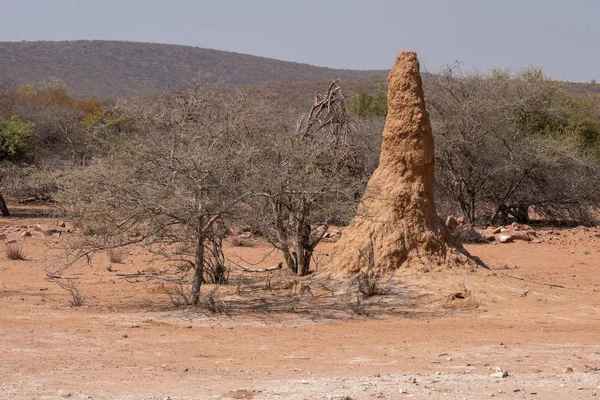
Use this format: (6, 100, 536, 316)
(225, 389, 257, 399)
(1, 209, 599, 399)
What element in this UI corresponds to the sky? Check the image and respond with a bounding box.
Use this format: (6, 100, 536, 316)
(1, 0, 599, 82)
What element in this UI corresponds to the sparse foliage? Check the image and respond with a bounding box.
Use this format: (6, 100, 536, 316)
(57, 78, 260, 305)
(349, 89, 388, 117)
(353, 239, 384, 297)
(425, 65, 600, 225)
(244, 81, 372, 276)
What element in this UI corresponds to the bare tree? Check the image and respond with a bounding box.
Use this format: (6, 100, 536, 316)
(425, 65, 600, 225)
(244, 81, 372, 275)
(58, 79, 261, 305)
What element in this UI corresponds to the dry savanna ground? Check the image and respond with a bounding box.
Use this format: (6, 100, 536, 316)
(1, 206, 599, 399)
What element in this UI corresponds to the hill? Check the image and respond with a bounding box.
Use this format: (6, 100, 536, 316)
(0, 40, 388, 99)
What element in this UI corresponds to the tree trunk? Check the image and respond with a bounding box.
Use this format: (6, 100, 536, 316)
(279, 246, 296, 273)
(191, 234, 205, 306)
(0, 193, 10, 217)
(299, 248, 312, 276)
(295, 220, 312, 276)
(512, 204, 530, 223)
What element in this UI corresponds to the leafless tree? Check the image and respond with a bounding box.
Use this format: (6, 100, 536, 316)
(57, 79, 262, 305)
(425, 65, 600, 225)
(243, 81, 373, 275)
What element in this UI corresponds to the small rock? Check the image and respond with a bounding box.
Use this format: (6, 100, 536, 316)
(563, 367, 574, 373)
(5, 238, 17, 244)
(34, 224, 63, 236)
(57, 221, 67, 228)
(480, 230, 496, 241)
(496, 234, 514, 243)
(20, 231, 31, 237)
(511, 232, 533, 241)
(490, 367, 509, 378)
(121, 333, 128, 338)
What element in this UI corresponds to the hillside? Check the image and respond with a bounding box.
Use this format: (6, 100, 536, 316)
(0, 40, 388, 99)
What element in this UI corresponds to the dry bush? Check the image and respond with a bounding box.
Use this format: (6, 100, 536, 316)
(57, 78, 260, 306)
(161, 283, 191, 308)
(426, 65, 600, 225)
(244, 81, 373, 276)
(201, 287, 227, 314)
(106, 247, 126, 263)
(349, 295, 369, 316)
(353, 240, 385, 297)
(54, 279, 85, 307)
(205, 262, 229, 285)
(5, 242, 25, 260)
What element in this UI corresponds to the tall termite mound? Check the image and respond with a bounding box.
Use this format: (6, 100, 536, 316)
(328, 51, 476, 275)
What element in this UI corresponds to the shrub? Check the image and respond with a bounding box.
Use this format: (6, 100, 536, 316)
(54, 279, 85, 307)
(0, 116, 35, 159)
(353, 240, 385, 297)
(107, 247, 126, 263)
(5, 242, 25, 260)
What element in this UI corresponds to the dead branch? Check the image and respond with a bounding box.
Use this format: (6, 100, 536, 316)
(237, 262, 282, 273)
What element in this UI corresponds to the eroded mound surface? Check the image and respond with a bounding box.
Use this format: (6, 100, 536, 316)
(328, 51, 476, 275)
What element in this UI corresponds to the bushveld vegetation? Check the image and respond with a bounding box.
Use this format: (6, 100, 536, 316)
(1, 65, 599, 301)
(351, 66, 600, 225)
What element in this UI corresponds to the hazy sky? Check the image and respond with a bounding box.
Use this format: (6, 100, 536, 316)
(1, 0, 598, 82)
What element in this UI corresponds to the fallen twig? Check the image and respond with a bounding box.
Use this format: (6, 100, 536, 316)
(238, 263, 282, 273)
(115, 273, 144, 278)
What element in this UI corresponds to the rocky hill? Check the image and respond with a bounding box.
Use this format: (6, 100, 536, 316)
(0, 40, 388, 99)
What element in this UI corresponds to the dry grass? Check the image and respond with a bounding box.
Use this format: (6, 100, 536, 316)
(5, 242, 26, 260)
(107, 248, 126, 264)
(354, 240, 385, 297)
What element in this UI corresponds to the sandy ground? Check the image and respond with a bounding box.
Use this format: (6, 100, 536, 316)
(0, 208, 599, 399)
